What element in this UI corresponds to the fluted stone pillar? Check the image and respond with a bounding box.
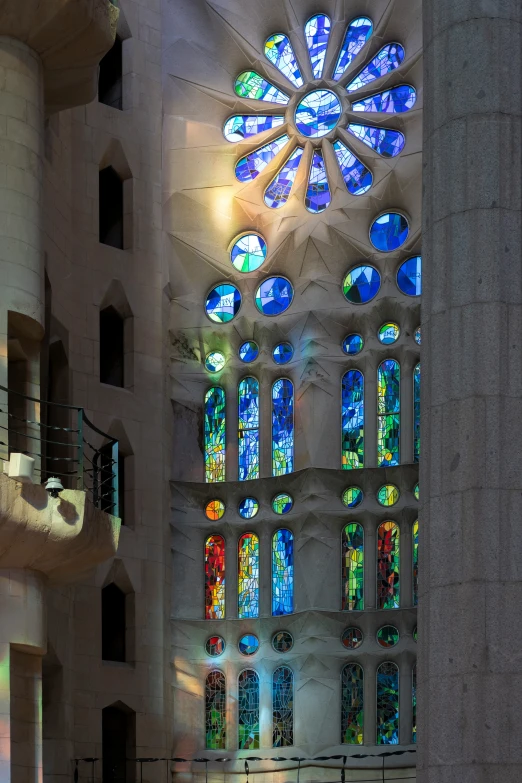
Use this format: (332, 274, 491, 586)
(419, 3, 522, 781)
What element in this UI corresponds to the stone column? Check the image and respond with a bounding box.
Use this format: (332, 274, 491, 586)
(419, 3, 522, 782)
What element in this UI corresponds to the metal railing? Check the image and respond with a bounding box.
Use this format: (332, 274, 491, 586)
(0, 385, 119, 516)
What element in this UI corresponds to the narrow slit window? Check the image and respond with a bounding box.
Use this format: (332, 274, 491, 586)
(238, 669, 260, 749)
(378, 359, 400, 467)
(272, 529, 294, 616)
(205, 535, 225, 620)
(342, 523, 364, 610)
(273, 666, 293, 747)
(238, 377, 260, 480)
(272, 379, 294, 476)
(238, 533, 259, 619)
(342, 370, 364, 469)
(205, 670, 226, 749)
(341, 663, 364, 745)
(377, 521, 400, 609)
(205, 387, 226, 483)
(413, 520, 419, 606)
(377, 662, 399, 745)
(414, 362, 420, 462)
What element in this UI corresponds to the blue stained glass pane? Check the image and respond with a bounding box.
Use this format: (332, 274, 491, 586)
(347, 124, 405, 158)
(264, 147, 304, 208)
(235, 71, 289, 104)
(238, 535, 259, 618)
(305, 14, 331, 78)
(205, 387, 226, 483)
(265, 34, 303, 88)
(238, 497, 259, 519)
(231, 233, 267, 273)
(305, 150, 331, 214)
(295, 90, 342, 138)
(343, 334, 364, 355)
(238, 377, 260, 481)
(397, 256, 421, 296)
(235, 134, 290, 182)
(414, 326, 421, 345)
(256, 277, 293, 316)
(370, 213, 409, 252)
(352, 85, 417, 114)
(272, 379, 294, 476)
(333, 17, 373, 81)
(205, 284, 241, 323)
(377, 662, 399, 745)
(414, 363, 420, 463)
(378, 359, 400, 467)
(346, 43, 405, 93)
(343, 265, 381, 304)
(273, 342, 294, 365)
(224, 115, 285, 142)
(272, 666, 293, 747)
(239, 341, 259, 363)
(342, 370, 364, 470)
(238, 669, 260, 749)
(333, 140, 372, 195)
(272, 529, 294, 615)
(238, 633, 259, 655)
(378, 323, 400, 345)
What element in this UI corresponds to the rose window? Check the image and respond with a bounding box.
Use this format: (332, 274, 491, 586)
(224, 15, 416, 213)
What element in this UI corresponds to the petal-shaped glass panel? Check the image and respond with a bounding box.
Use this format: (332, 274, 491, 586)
(264, 147, 304, 208)
(333, 139, 372, 195)
(265, 34, 303, 88)
(305, 14, 331, 78)
(295, 90, 342, 138)
(235, 134, 290, 183)
(347, 123, 405, 158)
(224, 115, 285, 142)
(346, 43, 405, 93)
(333, 17, 373, 81)
(234, 71, 289, 104)
(352, 85, 417, 113)
(230, 233, 267, 272)
(305, 150, 331, 214)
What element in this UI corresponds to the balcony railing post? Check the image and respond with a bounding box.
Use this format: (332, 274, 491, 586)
(111, 438, 119, 518)
(76, 409, 84, 491)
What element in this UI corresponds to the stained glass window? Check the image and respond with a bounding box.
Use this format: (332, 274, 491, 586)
(377, 485, 400, 507)
(342, 487, 363, 508)
(412, 664, 417, 743)
(264, 147, 304, 209)
(342, 523, 364, 611)
(343, 265, 381, 304)
(343, 334, 364, 355)
(235, 134, 290, 182)
(414, 363, 420, 463)
(234, 71, 289, 104)
(378, 360, 400, 467)
(347, 123, 405, 158)
(333, 17, 373, 81)
(272, 631, 293, 653)
(377, 625, 400, 648)
(413, 520, 419, 606)
(342, 370, 364, 470)
(377, 662, 399, 745)
(238, 377, 260, 481)
(238, 533, 260, 619)
(256, 277, 293, 316)
(239, 497, 259, 519)
(205, 387, 226, 482)
(238, 669, 260, 749)
(414, 326, 421, 345)
(205, 499, 225, 521)
(295, 90, 341, 138)
(413, 483, 419, 501)
(272, 529, 294, 616)
(346, 43, 405, 92)
(272, 493, 293, 514)
(238, 634, 259, 656)
(378, 323, 400, 345)
(205, 535, 225, 620)
(305, 150, 331, 214)
(377, 522, 400, 610)
(224, 114, 285, 142)
(273, 666, 293, 747)
(305, 14, 331, 78)
(341, 628, 363, 649)
(397, 256, 422, 296)
(265, 34, 303, 88)
(341, 663, 364, 745)
(272, 379, 294, 476)
(273, 342, 294, 364)
(370, 213, 409, 252)
(352, 85, 417, 114)
(333, 139, 373, 195)
(205, 670, 226, 749)
(205, 636, 225, 657)
(239, 341, 259, 363)
(205, 284, 241, 323)
(205, 351, 226, 373)
(231, 233, 267, 273)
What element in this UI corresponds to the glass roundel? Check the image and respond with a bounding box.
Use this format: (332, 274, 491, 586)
(342, 487, 364, 508)
(341, 627, 363, 650)
(205, 284, 241, 323)
(230, 233, 267, 273)
(413, 483, 419, 501)
(238, 633, 259, 656)
(205, 499, 225, 521)
(370, 212, 409, 252)
(205, 635, 226, 657)
(343, 334, 364, 355)
(295, 90, 342, 138)
(272, 493, 293, 515)
(343, 265, 381, 304)
(238, 497, 259, 519)
(378, 322, 400, 345)
(397, 255, 421, 296)
(377, 625, 400, 648)
(205, 351, 226, 373)
(273, 342, 294, 365)
(272, 631, 294, 653)
(255, 277, 293, 316)
(414, 326, 421, 345)
(239, 340, 259, 363)
(377, 484, 400, 507)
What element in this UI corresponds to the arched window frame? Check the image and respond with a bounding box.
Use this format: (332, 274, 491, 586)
(272, 528, 294, 616)
(238, 532, 260, 619)
(377, 359, 400, 467)
(205, 669, 227, 750)
(205, 534, 226, 620)
(272, 378, 294, 476)
(412, 519, 419, 606)
(204, 386, 226, 483)
(341, 522, 364, 611)
(238, 376, 260, 481)
(413, 362, 420, 462)
(377, 521, 400, 610)
(342, 369, 365, 470)
(376, 661, 399, 745)
(272, 665, 294, 747)
(341, 662, 364, 745)
(238, 668, 260, 750)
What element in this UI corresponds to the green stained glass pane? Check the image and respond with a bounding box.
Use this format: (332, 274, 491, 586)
(341, 663, 364, 744)
(342, 523, 364, 611)
(205, 670, 226, 749)
(234, 71, 289, 104)
(204, 387, 226, 483)
(238, 533, 260, 619)
(342, 370, 364, 469)
(377, 360, 400, 467)
(342, 487, 363, 508)
(377, 484, 400, 507)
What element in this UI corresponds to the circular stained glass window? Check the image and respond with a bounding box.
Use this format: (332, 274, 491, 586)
(378, 322, 400, 345)
(205, 351, 226, 373)
(255, 277, 293, 316)
(205, 499, 225, 521)
(295, 90, 342, 138)
(238, 634, 259, 656)
(205, 635, 226, 657)
(205, 283, 241, 323)
(342, 334, 364, 355)
(377, 484, 400, 507)
(377, 625, 400, 648)
(273, 342, 294, 365)
(370, 212, 409, 252)
(343, 265, 381, 304)
(397, 255, 421, 296)
(272, 631, 294, 653)
(413, 626, 417, 642)
(238, 497, 259, 519)
(342, 487, 364, 509)
(239, 340, 259, 363)
(342, 628, 363, 650)
(414, 326, 421, 345)
(272, 493, 293, 515)
(230, 233, 267, 272)
(413, 483, 419, 501)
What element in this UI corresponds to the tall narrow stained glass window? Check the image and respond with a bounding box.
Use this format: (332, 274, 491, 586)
(205, 535, 225, 620)
(238, 669, 260, 749)
(342, 524, 364, 611)
(205, 670, 226, 749)
(342, 370, 364, 469)
(205, 387, 226, 482)
(413, 520, 419, 606)
(341, 663, 364, 745)
(377, 662, 399, 745)
(412, 663, 417, 743)
(272, 529, 294, 616)
(272, 379, 294, 476)
(273, 666, 293, 747)
(238, 533, 260, 619)
(239, 377, 260, 481)
(414, 363, 420, 463)
(377, 522, 400, 609)
(378, 360, 400, 467)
